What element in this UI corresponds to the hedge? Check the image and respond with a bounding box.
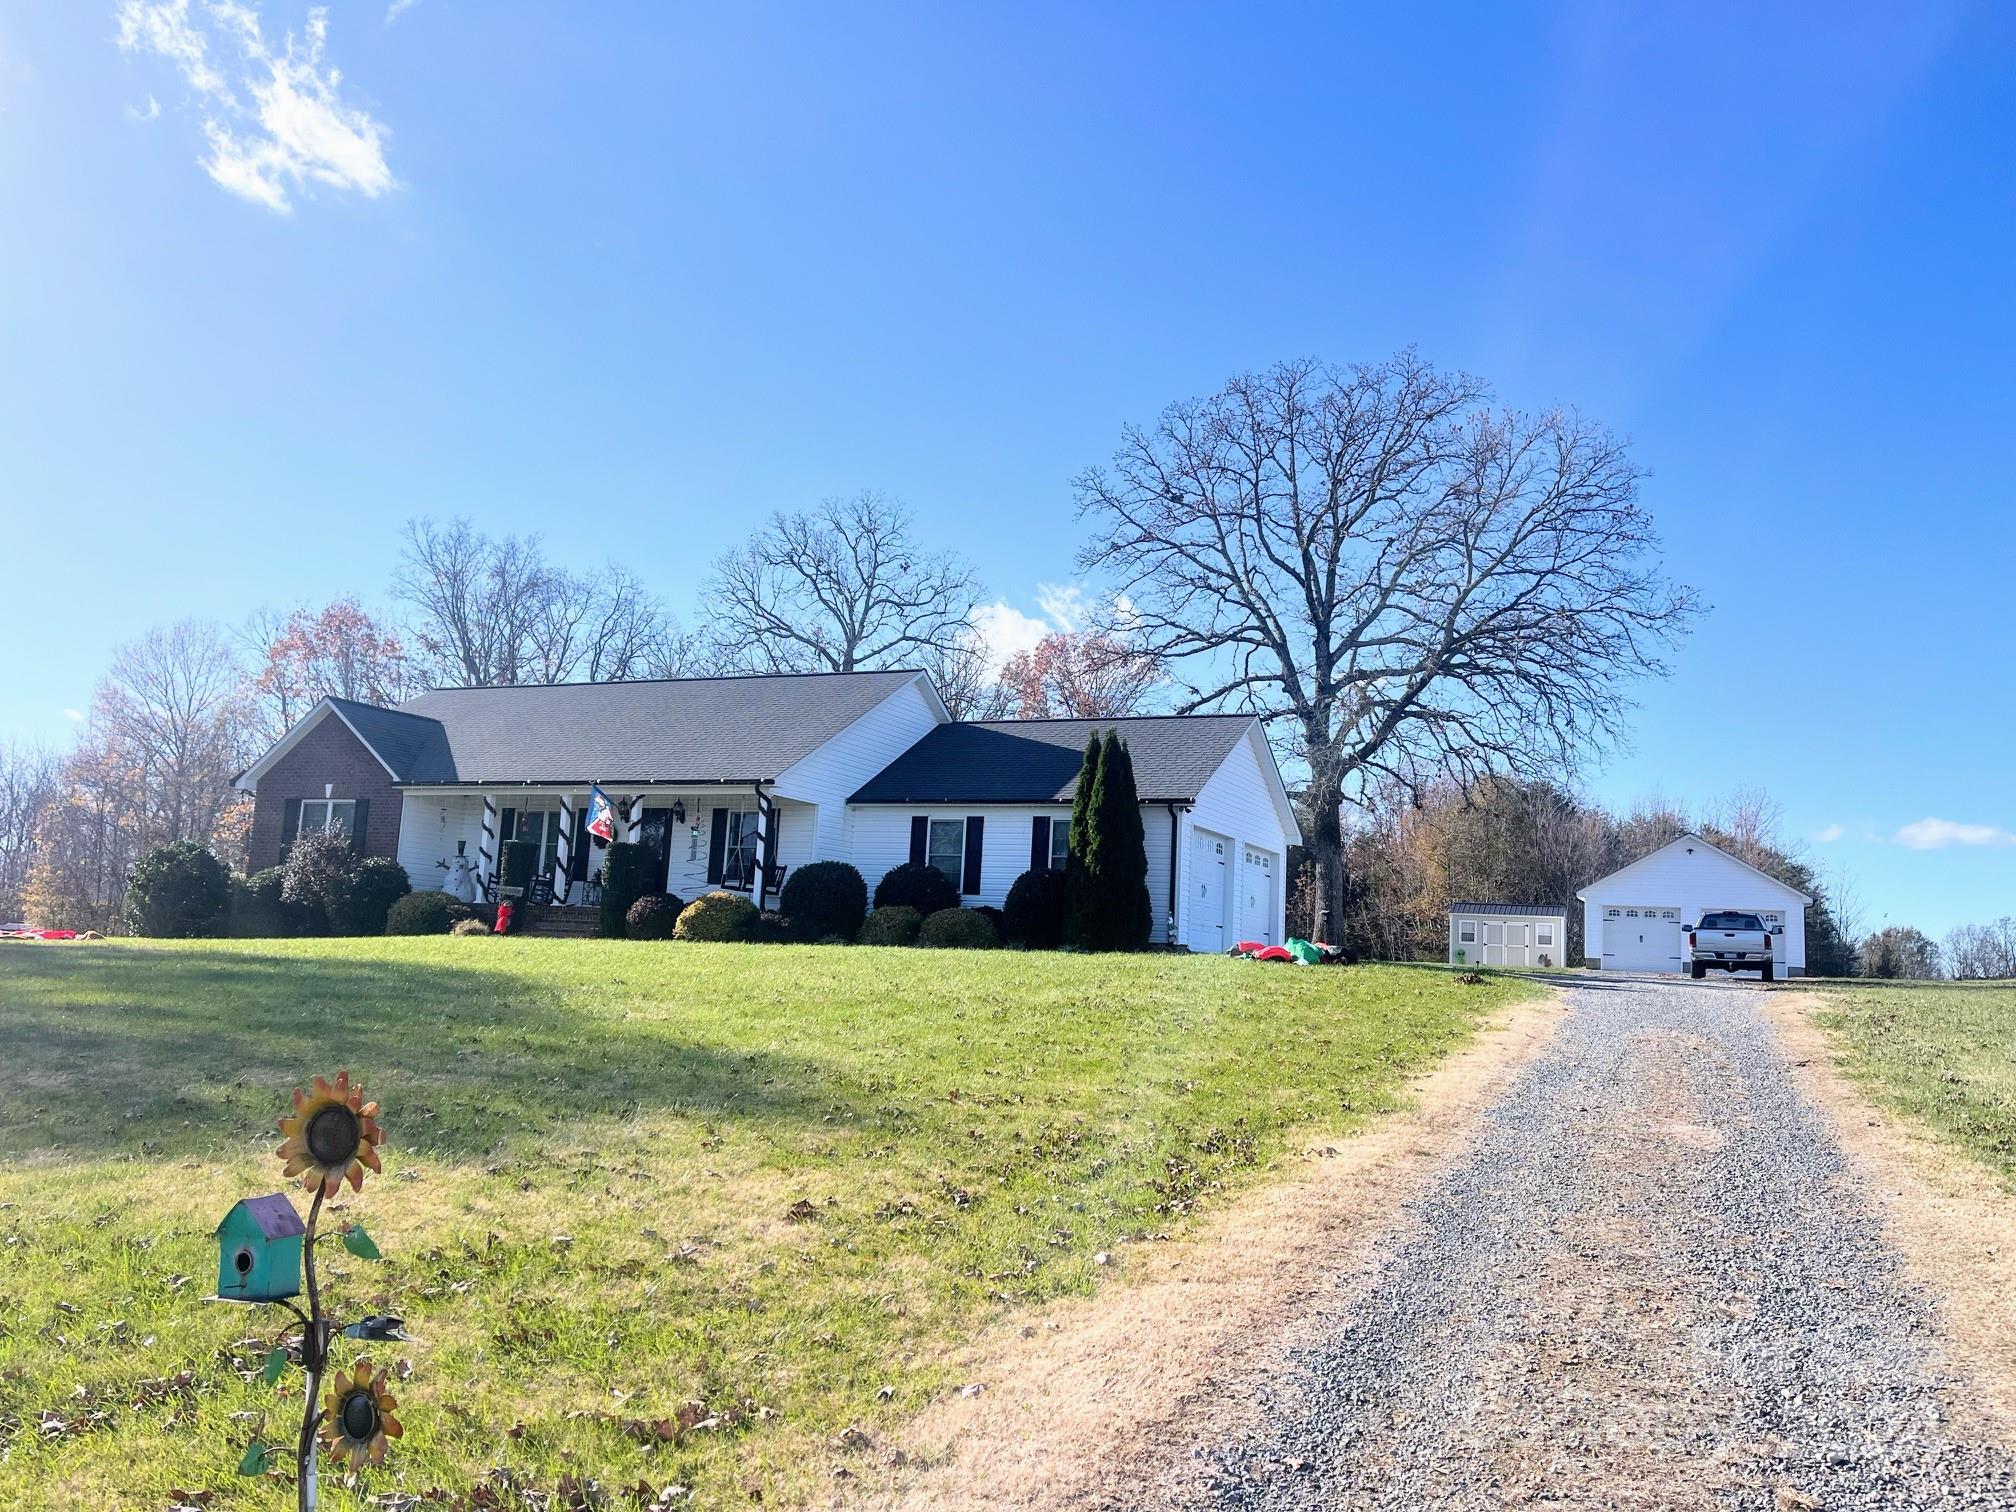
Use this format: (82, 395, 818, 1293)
(675, 891, 759, 942)
(873, 862, 958, 917)
(857, 905, 923, 946)
(778, 860, 867, 942)
(626, 892, 685, 940)
(1003, 867, 1069, 948)
(386, 891, 474, 935)
(346, 857, 412, 936)
(126, 842, 232, 938)
(600, 842, 651, 938)
(919, 906, 1000, 949)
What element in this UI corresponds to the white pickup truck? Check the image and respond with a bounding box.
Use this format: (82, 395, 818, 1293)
(1688, 911, 1777, 981)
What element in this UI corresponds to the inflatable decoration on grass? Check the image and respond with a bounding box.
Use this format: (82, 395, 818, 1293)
(212, 1071, 407, 1510)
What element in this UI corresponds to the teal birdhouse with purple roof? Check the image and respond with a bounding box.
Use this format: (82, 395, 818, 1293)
(215, 1194, 304, 1302)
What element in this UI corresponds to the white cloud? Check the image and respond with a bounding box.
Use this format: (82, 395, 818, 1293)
(385, 0, 422, 20)
(127, 93, 162, 122)
(115, 2, 395, 213)
(1893, 817, 2016, 851)
(1813, 822, 1846, 844)
(62, 708, 84, 723)
(970, 600, 1052, 675)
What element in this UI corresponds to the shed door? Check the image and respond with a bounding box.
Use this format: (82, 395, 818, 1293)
(1189, 830, 1229, 952)
(1604, 906, 1682, 972)
(1240, 847, 1278, 946)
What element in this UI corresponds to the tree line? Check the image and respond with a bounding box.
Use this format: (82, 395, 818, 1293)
(9, 348, 1998, 964)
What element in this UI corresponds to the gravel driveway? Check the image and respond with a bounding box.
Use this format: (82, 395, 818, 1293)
(1184, 975, 2016, 1511)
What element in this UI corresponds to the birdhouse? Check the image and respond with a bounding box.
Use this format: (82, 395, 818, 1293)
(215, 1194, 305, 1303)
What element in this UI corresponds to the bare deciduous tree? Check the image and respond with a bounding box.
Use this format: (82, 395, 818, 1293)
(995, 630, 1161, 719)
(703, 493, 984, 675)
(395, 519, 684, 686)
(242, 598, 416, 743)
(0, 741, 59, 923)
(1075, 353, 1699, 941)
(1944, 918, 2016, 980)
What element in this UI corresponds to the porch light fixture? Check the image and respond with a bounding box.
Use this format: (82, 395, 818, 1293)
(671, 799, 686, 824)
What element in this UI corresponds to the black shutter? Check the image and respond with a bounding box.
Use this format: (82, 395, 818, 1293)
(279, 799, 301, 859)
(908, 815, 928, 867)
(707, 808, 729, 884)
(500, 807, 516, 846)
(349, 798, 370, 853)
(962, 816, 984, 896)
(570, 806, 591, 883)
(1030, 815, 1051, 873)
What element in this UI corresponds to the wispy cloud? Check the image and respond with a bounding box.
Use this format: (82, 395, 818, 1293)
(1813, 822, 1846, 844)
(114, 2, 395, 213)
(126, 92, 162, 122)
(1894, 817, 2016, 851)
(385, 0, 422, 20)
(62, 708, 84, 723)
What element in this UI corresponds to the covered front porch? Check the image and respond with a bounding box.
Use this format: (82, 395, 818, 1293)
(395, 785, 811, 912)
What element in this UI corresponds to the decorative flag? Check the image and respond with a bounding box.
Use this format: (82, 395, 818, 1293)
(586, 785, 618, 843)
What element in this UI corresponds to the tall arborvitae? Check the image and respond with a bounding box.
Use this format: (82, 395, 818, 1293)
(1095, 731, 1152, 949)
(1064, 732, 1103, 948)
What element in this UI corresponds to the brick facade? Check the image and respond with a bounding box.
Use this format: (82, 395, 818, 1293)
(247, 713, 405, 873)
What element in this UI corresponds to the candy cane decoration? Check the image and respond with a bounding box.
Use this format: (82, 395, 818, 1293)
(479, 795, 498, 884)
(555, 793, 575, 898)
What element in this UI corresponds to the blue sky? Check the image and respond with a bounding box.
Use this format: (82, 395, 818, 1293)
(0, 1, 2010, 936)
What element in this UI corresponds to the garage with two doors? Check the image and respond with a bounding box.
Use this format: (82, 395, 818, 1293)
(1576, 832, 1811, 977)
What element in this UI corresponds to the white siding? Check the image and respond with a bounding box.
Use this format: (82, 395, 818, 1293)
(1579, 836, 1810, 973)
(1183, 724, 1299, 949)
(845, 803, 1177, 943)
(397, 792, 487, 891)
(773, 676, 945, 861)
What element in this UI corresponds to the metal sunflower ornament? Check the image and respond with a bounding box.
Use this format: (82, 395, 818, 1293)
(276, 1071, 384, 1196)
(209, 1071, 409, 1512)
(318, 1358, 404, 1468)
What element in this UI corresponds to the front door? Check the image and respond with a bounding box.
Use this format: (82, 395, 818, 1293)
(1189, 830, 1229, 951)
(636, 808, 675, 890)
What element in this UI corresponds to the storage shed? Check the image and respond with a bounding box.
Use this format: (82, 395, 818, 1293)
(1576, 831, 1811, 976)
(1448, 903, 1569, 968)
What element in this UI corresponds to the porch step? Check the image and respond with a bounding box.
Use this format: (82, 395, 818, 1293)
(514, 906, 604, 939)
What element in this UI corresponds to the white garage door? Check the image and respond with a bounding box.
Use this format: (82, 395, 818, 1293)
(1241, 846, 1278, 946)
(1604, 906, 1682, 972)
(1188, 829, 1230, 952)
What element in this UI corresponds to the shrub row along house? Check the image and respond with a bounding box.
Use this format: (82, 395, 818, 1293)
(236, 669, 1301, 949)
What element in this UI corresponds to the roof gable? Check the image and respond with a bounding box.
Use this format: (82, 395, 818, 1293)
(847, 715, 1258, 805)
(1576, 832, 1813, 905)
(393, 669, 929, 785)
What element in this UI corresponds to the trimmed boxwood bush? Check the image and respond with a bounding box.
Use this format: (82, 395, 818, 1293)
(857, 904, 923, 946)
(779, 860, 867, 942)
(753, 910, 819, 944)
(626, 892, 685, 940)
(345, 857, 412, 936)
(449, 917, 491, 937)
(675, 890, 759, 942)
(920, 906, 1001, 949)
(127, 841, 232, 938)
(231, 867, 309, 937)
(600, 842, 651, 939)
(873, 861, 958, 918)
(1003, 867, 1069, 948)
(279, 829, 356, 934)
(386, 890, 474, 935)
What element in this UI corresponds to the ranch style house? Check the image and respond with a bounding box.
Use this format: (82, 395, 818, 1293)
(236, 669, 1302, 949)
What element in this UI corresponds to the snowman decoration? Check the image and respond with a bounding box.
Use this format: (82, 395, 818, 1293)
(439, 846, 479, 904)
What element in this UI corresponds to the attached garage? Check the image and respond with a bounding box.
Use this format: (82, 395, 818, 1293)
(1239, 845, 1280, 947)
(1189, 829, 1232, 952)
(1577, 831, 1811, 977)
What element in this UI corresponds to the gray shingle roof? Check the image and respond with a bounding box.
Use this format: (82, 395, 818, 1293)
(847, 715, 1258, 805)
(1448, 901, 1568, 917)
(338, 670, 926, 785)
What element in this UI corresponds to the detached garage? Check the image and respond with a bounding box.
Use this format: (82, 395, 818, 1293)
(1577, 832, 1811, 976)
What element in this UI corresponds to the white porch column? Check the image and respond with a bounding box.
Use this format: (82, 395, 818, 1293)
(478, 793, 499, 888)
(752, 797, 771, 910)
(555, 793, 576, 904)
(626, 795, 644, 844)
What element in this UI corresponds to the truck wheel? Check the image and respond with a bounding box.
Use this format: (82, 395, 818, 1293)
(1761, 962, 1775, 983)
(1690, 962, 1706, 980)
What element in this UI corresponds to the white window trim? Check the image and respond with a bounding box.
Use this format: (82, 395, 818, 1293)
(1048, 818, 1069, 872)
(1537, 924, 1556, 945)
(1458, 921, 1477, 944)
(721, 809, 760, 891)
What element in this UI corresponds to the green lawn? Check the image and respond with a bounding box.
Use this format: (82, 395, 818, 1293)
(1801, 979, 2016, 1183)
(0, 938, 1531, 1509)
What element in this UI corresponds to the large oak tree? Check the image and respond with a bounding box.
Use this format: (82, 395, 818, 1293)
(1075, 353, 1698, 942)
